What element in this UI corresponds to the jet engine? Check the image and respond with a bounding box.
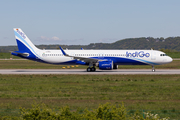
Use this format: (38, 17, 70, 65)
(98, 61, 113, 70)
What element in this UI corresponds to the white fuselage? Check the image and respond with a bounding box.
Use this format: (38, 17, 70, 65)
(36, 49, 172, 65)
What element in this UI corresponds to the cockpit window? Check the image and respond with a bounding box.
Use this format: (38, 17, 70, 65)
(160, 54, 167, 56)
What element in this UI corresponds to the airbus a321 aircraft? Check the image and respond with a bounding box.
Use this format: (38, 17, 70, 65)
(11, 28, 173, 72)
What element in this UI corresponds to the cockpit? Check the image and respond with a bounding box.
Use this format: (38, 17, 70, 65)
(160, 54, 167, 56)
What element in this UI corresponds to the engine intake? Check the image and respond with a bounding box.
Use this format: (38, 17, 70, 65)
(99, 61, 113, 70)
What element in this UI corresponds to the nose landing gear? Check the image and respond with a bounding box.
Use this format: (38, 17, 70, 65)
(152, 65, 155, 72)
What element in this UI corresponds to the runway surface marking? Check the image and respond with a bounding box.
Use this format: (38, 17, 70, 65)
(0, 69, 180, 75)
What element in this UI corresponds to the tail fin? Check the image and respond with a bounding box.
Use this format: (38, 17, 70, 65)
(13, 28, 39, 52)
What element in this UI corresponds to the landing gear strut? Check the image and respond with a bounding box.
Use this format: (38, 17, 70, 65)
(113, 64, 118, 69)
(152, 65, 155, 72)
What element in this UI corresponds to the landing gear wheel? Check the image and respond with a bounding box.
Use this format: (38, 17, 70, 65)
(87, 67, 91, 72)
(91, 67, 96, 72)
(87, 67, 96, 72)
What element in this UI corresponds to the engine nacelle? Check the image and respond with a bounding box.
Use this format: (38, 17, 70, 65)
(99, 61, 113, 70)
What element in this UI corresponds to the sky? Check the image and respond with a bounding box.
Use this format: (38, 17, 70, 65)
(0, 0, 180, 46)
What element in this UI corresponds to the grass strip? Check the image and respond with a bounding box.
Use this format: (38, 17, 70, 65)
(0, 74, 179, 118)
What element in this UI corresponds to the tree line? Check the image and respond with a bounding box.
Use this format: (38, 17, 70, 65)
(1, 37, 180, 52)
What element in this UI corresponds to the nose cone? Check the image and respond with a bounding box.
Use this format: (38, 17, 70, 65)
(168, 56, 173, 63)
(161, 56, 173, 64)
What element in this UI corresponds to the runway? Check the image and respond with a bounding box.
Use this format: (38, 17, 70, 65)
(0, 69, 180, 75)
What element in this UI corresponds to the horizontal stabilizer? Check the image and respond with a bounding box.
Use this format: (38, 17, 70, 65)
(11, 51, 29, 57)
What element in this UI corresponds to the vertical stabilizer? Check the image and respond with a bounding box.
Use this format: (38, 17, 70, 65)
(13, 28, 39, 52)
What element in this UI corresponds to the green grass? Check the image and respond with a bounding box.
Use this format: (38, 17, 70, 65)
(166, 52, 180, 58)
(0, 53, 20, 59)
(0, 60, 86, 69)
(0, 74, 179, 119)
(0, 59, 179, 69)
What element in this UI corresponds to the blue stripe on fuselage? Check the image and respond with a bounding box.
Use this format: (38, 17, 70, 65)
(51, 57, 158, 65)
(91, 57, 159, 65)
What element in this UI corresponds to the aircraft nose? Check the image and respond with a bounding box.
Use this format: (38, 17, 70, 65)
(162, 56, 173, 64)
(168, 57, 173, 63)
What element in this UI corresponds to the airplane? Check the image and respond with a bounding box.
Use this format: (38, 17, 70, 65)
(11, 28, 173, 72)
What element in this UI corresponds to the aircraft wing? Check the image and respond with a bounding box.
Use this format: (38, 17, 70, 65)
(73, 56, 99, 63)
(59, 47, 102, 63)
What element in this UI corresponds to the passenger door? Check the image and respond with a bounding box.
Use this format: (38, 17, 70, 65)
(151, 51, 156, 60)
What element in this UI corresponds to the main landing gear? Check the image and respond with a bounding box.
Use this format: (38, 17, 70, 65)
(87, 63, 96, 72)
(87, 67, 96, 72)
(152, 65, 155, 72)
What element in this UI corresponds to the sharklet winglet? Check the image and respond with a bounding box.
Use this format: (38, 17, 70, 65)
(59, 46, 69, 56)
